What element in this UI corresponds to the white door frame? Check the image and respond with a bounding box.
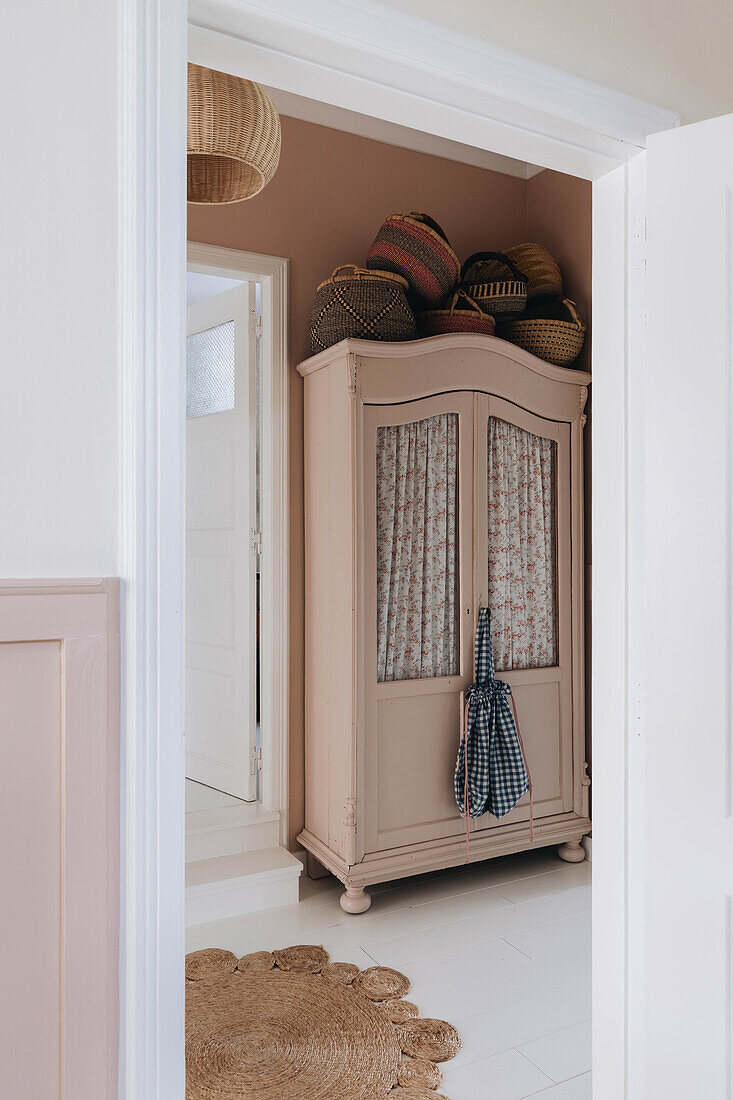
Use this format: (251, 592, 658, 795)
(187, 243, 290, 834)
(120, 1, 680, 1095)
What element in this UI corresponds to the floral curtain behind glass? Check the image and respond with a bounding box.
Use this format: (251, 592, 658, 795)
(377, 413, 459, 682)
(488, 417, 557, 671)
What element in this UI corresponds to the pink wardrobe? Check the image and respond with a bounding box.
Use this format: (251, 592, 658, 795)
(297, 335, 590, 913)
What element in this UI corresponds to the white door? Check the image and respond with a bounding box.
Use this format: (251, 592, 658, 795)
(185, 283, 259, 800)
(637, 114, 733, 1095)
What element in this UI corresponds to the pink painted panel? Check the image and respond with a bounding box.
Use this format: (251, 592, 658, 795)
(0, 580, 119, 1099)
(0, 640, 62, 1097)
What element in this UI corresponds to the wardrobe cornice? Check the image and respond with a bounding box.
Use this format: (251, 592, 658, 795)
(297, 334, 591, 388)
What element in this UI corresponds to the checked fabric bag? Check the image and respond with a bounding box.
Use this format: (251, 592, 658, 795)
(454, 608, 533, 854)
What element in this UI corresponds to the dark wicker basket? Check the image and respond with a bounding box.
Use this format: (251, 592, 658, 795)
(418, 290, 496, 338)
(310, 265, 417, 354)
(460, 251, 528, 318)
(498, 298, 585, 366)
(366, 212, 460, 308)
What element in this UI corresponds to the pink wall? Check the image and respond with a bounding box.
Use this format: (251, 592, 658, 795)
(188, 116, 592, 846)
(527, 169, 592, 373)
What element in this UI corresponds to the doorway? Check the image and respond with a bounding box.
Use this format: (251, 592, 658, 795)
(119, 4, 679, 1096)
(185, 271, 260, 804)
(185, 95, 594, 1099)
(183, 245, 298, 929)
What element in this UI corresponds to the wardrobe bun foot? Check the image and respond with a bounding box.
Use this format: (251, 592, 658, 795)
(340, 886, 372, 914)
(557, 839, 586, 863)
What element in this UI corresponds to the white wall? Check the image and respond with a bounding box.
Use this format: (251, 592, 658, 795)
(383, 0, 733, 125)
(0, 1, 120, 577)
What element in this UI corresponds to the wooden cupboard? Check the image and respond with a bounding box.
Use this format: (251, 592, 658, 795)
(297, 334, 591, 912)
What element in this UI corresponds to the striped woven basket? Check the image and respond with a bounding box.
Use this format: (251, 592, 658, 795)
(460, 251, 528, 319)
(418, 290, 496, 338)
(366, 213, 460, 308)
(504, 243, 563, 301)
(498, 298, 585, 366)
(310, 265, 417, 354)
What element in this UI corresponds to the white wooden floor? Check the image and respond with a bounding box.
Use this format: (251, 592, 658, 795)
(186, 847, 591, 1099)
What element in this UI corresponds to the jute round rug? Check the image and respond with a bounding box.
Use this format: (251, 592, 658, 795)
(186, 945, 461, 1099)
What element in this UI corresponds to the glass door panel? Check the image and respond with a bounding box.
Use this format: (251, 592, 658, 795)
(488, 416, 558, 671)
(363, 392, 474, 854)
(473, 393, 573, 829)
(376, 412, 459, 682)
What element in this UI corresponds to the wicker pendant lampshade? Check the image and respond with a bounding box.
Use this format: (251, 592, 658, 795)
(187, 63, 281, 204)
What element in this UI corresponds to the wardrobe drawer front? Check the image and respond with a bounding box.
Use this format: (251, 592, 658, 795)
(366, 690, 465, 853)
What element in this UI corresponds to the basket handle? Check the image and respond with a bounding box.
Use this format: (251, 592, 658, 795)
(329, 264, 365, 281)
(448, 289, 483, 316)
(408, 212, 451, 243)
(461, 250, 525, 282)
(561, 298, 583, 329)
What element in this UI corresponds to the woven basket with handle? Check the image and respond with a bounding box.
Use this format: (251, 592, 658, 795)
(187, 63, 281, 204)
(503, 243, 563, 301)
(418, 290, 496, 338)
(310, 266, 417, 354)
(460, 251, 528, 318)
(498, 298, 585, 366)
(366, 213, 460, 308)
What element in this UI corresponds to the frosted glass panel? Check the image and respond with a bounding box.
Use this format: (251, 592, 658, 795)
(376, 412, 459, 682)
(187, 321, 235, 419)
(488, 417, 557, 670)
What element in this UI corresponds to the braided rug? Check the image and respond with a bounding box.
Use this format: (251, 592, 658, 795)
(185, 945, 460, 1099)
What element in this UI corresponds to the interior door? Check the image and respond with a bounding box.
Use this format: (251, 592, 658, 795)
(472, 394, 574, 832)
(363, 392, 474, 853)
(185, 282, 258, 800)
(638, 114, 733, 1094)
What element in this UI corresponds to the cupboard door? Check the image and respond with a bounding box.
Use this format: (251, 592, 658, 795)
(472, 394, 574, 830)
(363, 393, 474, 853)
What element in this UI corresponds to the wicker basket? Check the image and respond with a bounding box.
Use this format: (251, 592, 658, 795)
(503, 243, 563, 301)
(498, 298, 585, 366)
(418, 290, 496, 338)
(366, 213, 460, 308)
(188, 63, 281, 204)
(310, 265, 417, 353)
(460, 251, 528, 318)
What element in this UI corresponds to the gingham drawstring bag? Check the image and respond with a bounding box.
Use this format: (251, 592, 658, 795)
(454, 608, 533, 859)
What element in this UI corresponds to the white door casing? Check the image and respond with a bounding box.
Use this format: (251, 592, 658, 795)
(187, 243, 290, 833)
(186, 283, 259, 800)
(636, 112, 733, 1097)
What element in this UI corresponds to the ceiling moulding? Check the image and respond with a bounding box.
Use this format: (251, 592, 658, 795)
(262, 87, 544, 180)
(187, 0, 680, 181)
